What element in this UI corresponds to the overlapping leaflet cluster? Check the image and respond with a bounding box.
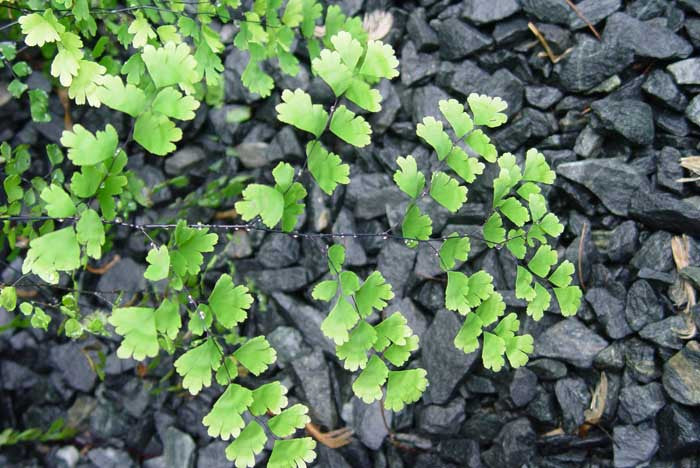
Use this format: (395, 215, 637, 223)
(236, 30, 398, 229)
(392, 96, 582, 371)
(312, 245, 427, 411)
(112, 223, 317, 467)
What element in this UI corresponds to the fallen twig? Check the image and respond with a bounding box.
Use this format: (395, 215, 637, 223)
(564, 0, 601, 40)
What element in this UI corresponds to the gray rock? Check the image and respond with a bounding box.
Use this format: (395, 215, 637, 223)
(557, 36, 634, 92)
(591, 98, 654, 146)
(484, 418, 536, 466)
(657, 402, 700, 457)
(586, 286, 633, 339)
(626, 338, 661, 384)
(164, 146, 206, 176)
(196, 441, 230, 468)
(87, 448, 135, 468)
(233, 142, 271, 169)
(595, 342, 626, 371)
(54, 446, 79, 468)
(292, 349, 337, 428)
(461, 0, 520, 24)
(480, 69, 524, 118)
(604, 13, 692, 59)
(50, 342, 96, 392)
(642, 70, 688, 111)
(437, 439, 481, 467)
(257, 235, 300, 269)
(267, 326, 310, 368)
(687, 95, 700, 128)
(272, 293, 334, 354)
(245, 266, 312, 293)
(556, 158, 648, 216)
(640, 316, 686, 350)
(573, 125, 603, 158)
(97, 257, 146, 306)
(625, 280, 664, 332)
(618, 382, 665, 424)
(555, 378, 591, 432)
(1, 360, 39, 390)
(569, 0, 622, 29)
(525, 85, 563, 110)
(331, 209, 366, 266)
(667, 58, 700, 85)
(400, 41, 439, 87)
(386, 297, 428, 338)
(162, 427, 195, 468)
(441, 61, 490, 98)
(406, 8, 439, 52)
(418, 399, 465, 434)
(346, 173, 405, 220)
(370, 80, 401, 135)
(629, 192, 700, 236)
(527, 358, 567, 380)
(421, 309, 478, 404)
(613, 425, 659, 468)
(535, 318, 608, 368)
(657, 146, 684, 194)
(607, 220, 639, 263)
(377, 241, 416, 298)
(350, 398, 391, 450)
(663, 341, 700, 406)
(433, 18, 493, 60)
(631, 231, 674, 272)
(224, 231, 253, 259)
(521, 0, 571, 24)
(316, 445, 352, 468)
(510, 368, 538, 407)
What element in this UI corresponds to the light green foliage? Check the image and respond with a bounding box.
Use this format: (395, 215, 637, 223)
(109, 307, 159, 360)
(352, 354, 388, 403)
(385, 369, 428, 411)
(276, 89, 328, 138)
(402, 205, 432, 247)
(268, 438, 317, 468)
(22, 228, 81, 284)
(321, 297, 358, 345)
(329, 105, 371, 147)
(250, 382, 288, 416)
(439, 99, 473, 138)
(528, 245, 558, 278)
(233, 336, 276, 375)
(312, 279, 338, 301)
(144, 246, 170, 281)
(202, 384, 253, 439)
(393, 156, 425, 199)
(483, 213, 506, 246)
(306, 142, 349, 195)
(60, 124, 118, 166)
(155, 299, 181, 339)
(549, 260, 575, 287)
(467, 93, 508, 128)
(554, 286, 582, 317)
(0, 287, 17, 312)
(373, 312, 413, 351)
(142, 42, 201, 92)
(134, 112, 183, 156)
(355, 271, 394, 318)
(170, 221, 218, 279)
(446, 147, 484, 184)
(416, 117, 452, 161)
(224, 421, 266, 467)
(268, 404, 310, 437)
(207, 275, 253, 328)
(439, 234, 470, 271)
(19, 11, 64, 47)
(174, 338, 221, 395)
(336, 321, 376, 370)
(75, 209, 105, 259)
(430, 172, 467, 213)
(40, 184, 75, 218)
(465, 130, 497, 162)
(523, 148, 556, 184)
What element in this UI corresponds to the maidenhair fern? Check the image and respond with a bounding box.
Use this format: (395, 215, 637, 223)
(0, 1, 583, 466)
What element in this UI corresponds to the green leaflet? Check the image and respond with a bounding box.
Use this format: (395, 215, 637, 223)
(233, 336, 276, 375)
(306, 142, 349, 195)
(352, 354, 388, 404)
(224, 421, 266, 466)
(373, 312, 412, 351)
(60, 124, 118, 166)
(207, 274, 253, 328)
(268, 403, 310, 437)
(384, 369, 428, 411)
(144, 245, 170, 281)
(402, 205, 432, 247)
(174, 338, 222, 395)
(40, 184, 75, 218)
(134, 111, 182, 156)
(276, 89, 328, 138)
(250, 382, 289, 416)
(467, 93, 508, 128)
(417, 116, 452, 161)
(321, 297, 358, 345)
(235, 184, 284, 227)
(76, 209, 105, 259)
(393, 155, 425, 199)
(430, 172, 467, 213)
(268, 438, 317, 468)
(336, 321, 376, 371)
(109, 307, 159, 361)
(439, 233, 470, 271)
(439, 99, 473, 139)
(330, 105, 371, 147)
(355, 271, 394, 318)
(202, 383, 253, 439)
(22, 228, 81, 284)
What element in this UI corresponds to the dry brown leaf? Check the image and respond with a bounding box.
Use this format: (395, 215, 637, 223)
(671, 235, 697, 339)
(678, 156, 700, 183)
(363, 10, 393, 41)
(584, 372, 607, 425)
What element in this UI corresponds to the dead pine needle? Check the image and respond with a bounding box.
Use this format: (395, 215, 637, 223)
(528, 22, 572, 64)
(564, 0, 601, 40)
